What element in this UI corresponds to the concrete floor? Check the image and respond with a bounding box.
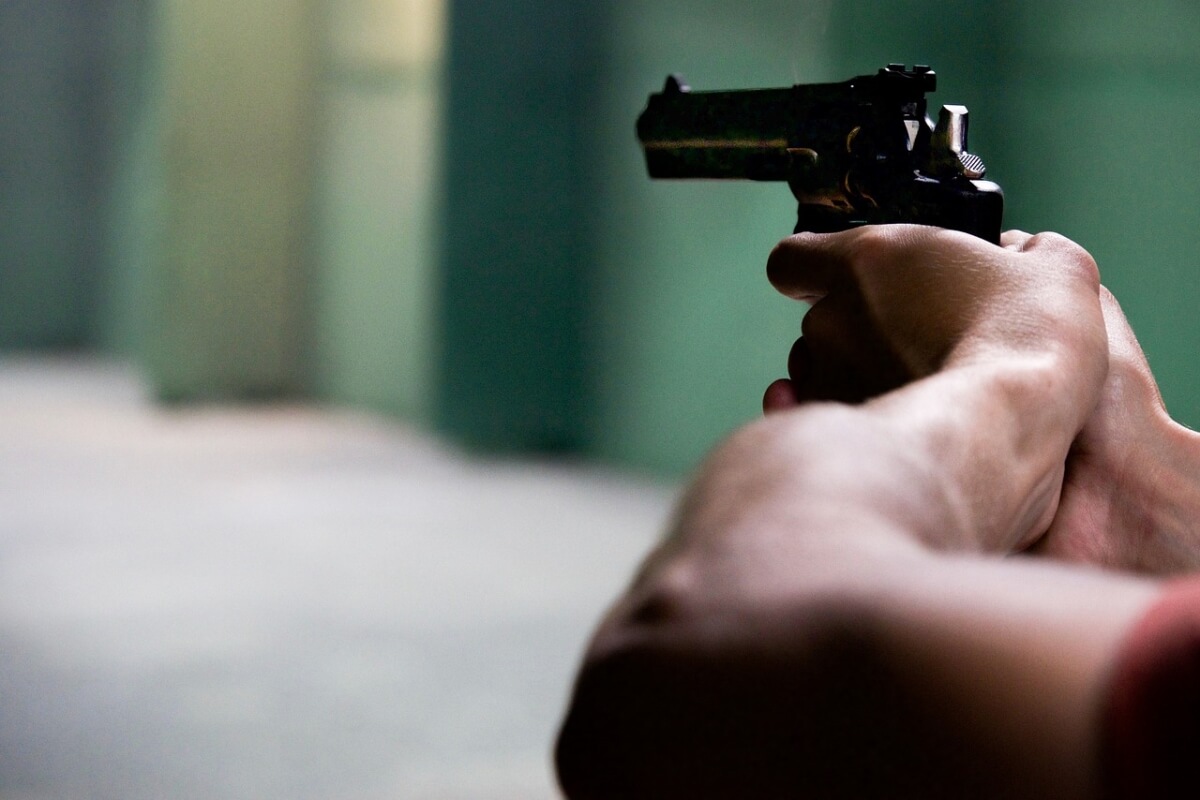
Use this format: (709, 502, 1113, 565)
(0, 357, 679, 800)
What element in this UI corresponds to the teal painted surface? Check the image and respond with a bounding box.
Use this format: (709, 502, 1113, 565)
(0, 2, 115, 348)
(312, 64, 439, 420)
(309, 1, 443, 421)
(1002, 3, 1200, 430)
(436, 0, 601, 451)
(582, 2, 835, 473)
(146, 0, 317, 400)
(98, 0, 161, 356)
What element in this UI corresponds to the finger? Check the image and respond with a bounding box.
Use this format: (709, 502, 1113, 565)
(798, 295, 873, 402)
(799, 295, 919, 402)
(762, 378, 800, 414)
(1099, 287, 1142, 358)
(787, 335, 812, 385)
(799, 294, 859, 352)
(1099, 286, 1166, 410)
(766, 230, 855, 302)
(769, 224, 963, 301)
(792, 306, 871, 403)
(1010, 232, 1102, 291)
(783, 336, 828, 405)
(1000, 229, 1033, 251)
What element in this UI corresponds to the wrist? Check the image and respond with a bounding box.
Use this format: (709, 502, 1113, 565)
(1120, 412, 1200, 573)
(1041, 394, 1200, 575)
(872, 352, 1101, 552)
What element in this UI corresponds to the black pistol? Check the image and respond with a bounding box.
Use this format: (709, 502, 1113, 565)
(636, 64, 1003, 243)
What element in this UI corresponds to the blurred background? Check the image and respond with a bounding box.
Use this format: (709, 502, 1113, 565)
(4, 0, 1200, 797)
(5, 0, 1200, 470)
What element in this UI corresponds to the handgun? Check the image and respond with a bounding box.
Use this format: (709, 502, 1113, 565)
(636, 64, 1004, 243)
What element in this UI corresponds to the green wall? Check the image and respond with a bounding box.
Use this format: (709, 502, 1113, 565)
(99, 0, 161, 357)
(311, 0, 441, 420)
(434, 0, 600, 452)
(1005, 3, 1200, 428)
(145, 0, 317, 400)
(0, 2, 116, 348)
(580, 1, 835, 472)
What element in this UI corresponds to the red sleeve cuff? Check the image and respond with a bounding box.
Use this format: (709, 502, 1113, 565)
(1103, 578, 1200, 799)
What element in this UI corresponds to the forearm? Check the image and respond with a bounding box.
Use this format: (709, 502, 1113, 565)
(860, 555, 1157, 799)
(1068, 411, 1200, 573)
(1147, 421, 1200, 568)
(558, 546, 1159, 799)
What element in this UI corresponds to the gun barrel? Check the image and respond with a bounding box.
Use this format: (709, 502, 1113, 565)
(636, 67, 940, 184)
(636, 81, 798, 181)
(634, 66, 1003, 242)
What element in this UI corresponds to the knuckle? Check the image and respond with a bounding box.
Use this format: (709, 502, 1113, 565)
(1026, 232, 1101, 285)
(844, 225, 895, 267)
(1072, 247, 1101, 285)
(627, 571, 694, 627)
(799, 302, 835, 342)
(835, 230, 890, 285)
(844, 224, 943, 274)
